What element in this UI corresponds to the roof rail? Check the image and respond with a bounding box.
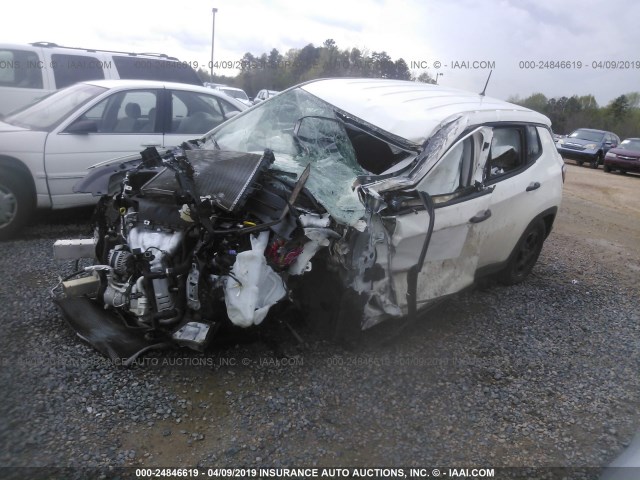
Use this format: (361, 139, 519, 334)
(29, 42, 179, 61)
(30, 42, 59, 48)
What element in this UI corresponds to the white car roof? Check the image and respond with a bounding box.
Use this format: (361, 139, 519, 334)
(301, 78, 551, 145)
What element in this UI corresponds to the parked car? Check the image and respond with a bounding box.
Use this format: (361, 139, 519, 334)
(556, 128, 620, 168)
(253, 89, 279, 104)
(604, 138, 640, 174)
(214, 86, 252, 107)
(53, 78, 564, 364)
(0, 42, 202, 116)
(0, 79, 247, 239)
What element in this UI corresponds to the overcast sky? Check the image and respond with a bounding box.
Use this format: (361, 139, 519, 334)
(3, 0, 639, 105)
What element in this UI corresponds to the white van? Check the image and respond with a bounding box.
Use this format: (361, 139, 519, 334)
(0, 42, 202, 116)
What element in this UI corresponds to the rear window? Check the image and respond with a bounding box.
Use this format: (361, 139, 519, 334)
(51, 54, 106, 89)
(112, 56, 201, 86)
(0, 49, 44, 89)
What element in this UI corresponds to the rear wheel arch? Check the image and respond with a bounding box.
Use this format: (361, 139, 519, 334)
(542, 211, 556, 239)
(0, 156, 37, 194)
(498, 207, 557, 285)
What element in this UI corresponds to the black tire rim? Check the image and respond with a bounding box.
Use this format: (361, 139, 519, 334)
(0, 184, 17, 229)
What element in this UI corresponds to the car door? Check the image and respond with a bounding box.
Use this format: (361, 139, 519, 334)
(389, 127, 494, 307)
(163, 90, 243, 147)
(475, 125, 561, 269)
(44, 88, 163, 207)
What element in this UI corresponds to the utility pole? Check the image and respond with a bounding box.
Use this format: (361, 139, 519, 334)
(210, 7, 218, 81)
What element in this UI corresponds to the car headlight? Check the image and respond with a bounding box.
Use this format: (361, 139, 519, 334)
(584, 143, 597, 150)
(557, 139, 565, 145)
(606, 152, 617, 159)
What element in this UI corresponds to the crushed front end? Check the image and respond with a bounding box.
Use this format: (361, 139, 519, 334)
(53, 145, 352, 364)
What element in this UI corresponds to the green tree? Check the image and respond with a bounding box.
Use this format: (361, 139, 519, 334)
(414, 72, 436, 84)
(521, 93, 548, 113)
(393, 59, 411, 80)
(609, 95, 630, 118)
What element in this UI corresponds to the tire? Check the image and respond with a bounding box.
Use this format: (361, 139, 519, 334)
(0, 169, 35, 241)
(603, 164, 612, 173)
(589, 153, 601, 169)
(498, 219, 546, 285)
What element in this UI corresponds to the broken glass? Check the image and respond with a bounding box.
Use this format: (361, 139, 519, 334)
(205, 89, 366, 225)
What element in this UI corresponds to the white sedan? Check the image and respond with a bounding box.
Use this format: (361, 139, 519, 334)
(0, 79, 247, 239)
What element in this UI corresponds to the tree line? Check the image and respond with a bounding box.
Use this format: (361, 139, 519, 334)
(197, 39, 639, 139)
(508, 92, 640, 137)
(198, 38, 435, 95)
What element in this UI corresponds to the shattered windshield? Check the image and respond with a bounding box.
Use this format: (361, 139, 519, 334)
(203, 88, 366, 225)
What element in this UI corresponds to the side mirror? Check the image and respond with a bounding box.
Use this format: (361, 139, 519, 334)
(66, 119, 98, 134)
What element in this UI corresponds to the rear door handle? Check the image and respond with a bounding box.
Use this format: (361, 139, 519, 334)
(469, 209, 492, 223)
(526, 182, 541, 192)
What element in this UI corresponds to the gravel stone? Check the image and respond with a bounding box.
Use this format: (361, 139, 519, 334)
(0, 195, 639, 478)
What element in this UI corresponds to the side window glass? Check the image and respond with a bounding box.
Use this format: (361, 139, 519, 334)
(419, 137, 474, 195)
(486, 127, 524, 179)
(0, 49, 44, 89)
(70, 90, 158, 133)
(526, 125, 542, 162)
(70, 96, 112, 132)
(113, 91, 157, 133)
(51, 54, 105, 89)
(170, 91, 226, 134)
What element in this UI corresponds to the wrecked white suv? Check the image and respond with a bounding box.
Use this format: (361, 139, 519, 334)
(54, 78, 564, 364)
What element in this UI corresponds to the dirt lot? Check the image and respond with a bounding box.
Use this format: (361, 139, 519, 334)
(555, 163, 640, 288)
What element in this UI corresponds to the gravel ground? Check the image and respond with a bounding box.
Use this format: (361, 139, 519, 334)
(1, 173, 639, 480)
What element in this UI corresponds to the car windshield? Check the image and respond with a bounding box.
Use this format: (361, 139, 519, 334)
(221, 88, 249, 101)
(569, 130, 605, 142)
(619, 139, 640, 151)
(204, 87, 366, 225)
(4, 83, 106, 131)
